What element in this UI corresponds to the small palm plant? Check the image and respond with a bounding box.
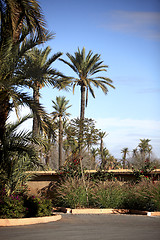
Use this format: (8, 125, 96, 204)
(0, 114, 43, 196)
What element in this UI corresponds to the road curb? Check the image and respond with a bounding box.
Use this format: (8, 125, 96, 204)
(0, 214, 62, 227)
(71, 209, 148, 215)
(53, 207, 160, 216)
(147, 212, 160, 217)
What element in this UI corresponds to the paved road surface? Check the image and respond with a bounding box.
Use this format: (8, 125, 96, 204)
(0, 214, 160, 240)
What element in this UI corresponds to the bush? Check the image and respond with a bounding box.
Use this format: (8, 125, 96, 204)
(0, 189, 26, 218)
(134, 179, 160, 211)
(24, 195, 52, 217)
(121, 183, 155, 211)
(92, 181, 125, 209)
(49, 177, 160, 211)
(54, 177, 93, 208)
(0, 188, 53, 218)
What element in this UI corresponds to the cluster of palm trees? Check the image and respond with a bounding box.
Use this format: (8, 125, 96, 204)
(0, 0, 115, 177)
(120, 139, 159, 169)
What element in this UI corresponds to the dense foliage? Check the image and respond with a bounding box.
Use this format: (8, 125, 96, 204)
(50, 177, 160, 211)
(0, 188, 52, 218)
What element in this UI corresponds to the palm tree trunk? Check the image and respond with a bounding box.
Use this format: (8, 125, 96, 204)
(100, 139, 103, 155)
(0, 91, 10, 143)
(100, 138, 104, 168)
(79, 84, 85, 155)
(80, 84, 85, 120)
(32, 84, 40, 136)
(59, 116, 63, 169)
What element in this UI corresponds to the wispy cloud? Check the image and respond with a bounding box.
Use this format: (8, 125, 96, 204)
(137, 88, 160, 94)
(100, 11, 160, 41)
(96, 118, 160, 158)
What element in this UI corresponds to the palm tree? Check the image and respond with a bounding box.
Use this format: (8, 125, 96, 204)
(99, 147, 110, 170)
(59, 47, 115, 120)
(91, 148, 98, 170)
(18, 46, 64, 136)
(59, 47, 115, 153)
(0, 0, 52, 143)
(98, 131, 108, 165)
(138, 139, 152, 162)
(0, 38, 53, 144)
(121, 147, 129, 169)
(51, 96, 72, 169)
(0, 0, 50, 45)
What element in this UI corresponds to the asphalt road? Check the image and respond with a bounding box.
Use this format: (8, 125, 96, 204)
(0, 214, 160, 240)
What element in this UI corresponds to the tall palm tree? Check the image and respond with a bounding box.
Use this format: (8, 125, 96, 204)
(0, 0, 52, 144)
(59, 47, 115, 153)
(51, 96, 71, 169)
(0, 37, 52, 144)
(121, 147, 129, 169)
(59, 47, 115, 121)
(18, 46, 64, 136)
(0, 0, 50, 45)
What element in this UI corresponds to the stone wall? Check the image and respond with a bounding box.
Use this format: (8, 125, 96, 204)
(26, 169, 160, 195)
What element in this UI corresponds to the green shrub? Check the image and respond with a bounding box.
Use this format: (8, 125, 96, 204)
(55, 177, 93, 208)
(50, 177, 160, 211)
(92, 181, 125, 209)
(24, 195, 52, 217)
(149, 181, 160, 210)
(133, 179, 160, 211)
(0, 188, 53, 218)
(0, 189, 26, 218)
(121, 183, 155, 211)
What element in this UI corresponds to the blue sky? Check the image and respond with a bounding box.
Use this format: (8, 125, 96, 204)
(11, 0, 160, 159)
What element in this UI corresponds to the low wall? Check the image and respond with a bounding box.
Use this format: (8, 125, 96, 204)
(26, 169, 160, 195)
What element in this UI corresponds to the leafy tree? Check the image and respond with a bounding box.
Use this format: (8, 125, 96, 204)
(59, 47, 115, 153)
(51, 96, 71, 169)
(63, 124, 78, 158)
(67, 118, 99, 155)
(85, 126, 99, 154)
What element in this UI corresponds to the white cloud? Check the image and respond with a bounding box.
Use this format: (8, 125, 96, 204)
(100, 11, 160, 41)
(95, 118, 160, 159)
